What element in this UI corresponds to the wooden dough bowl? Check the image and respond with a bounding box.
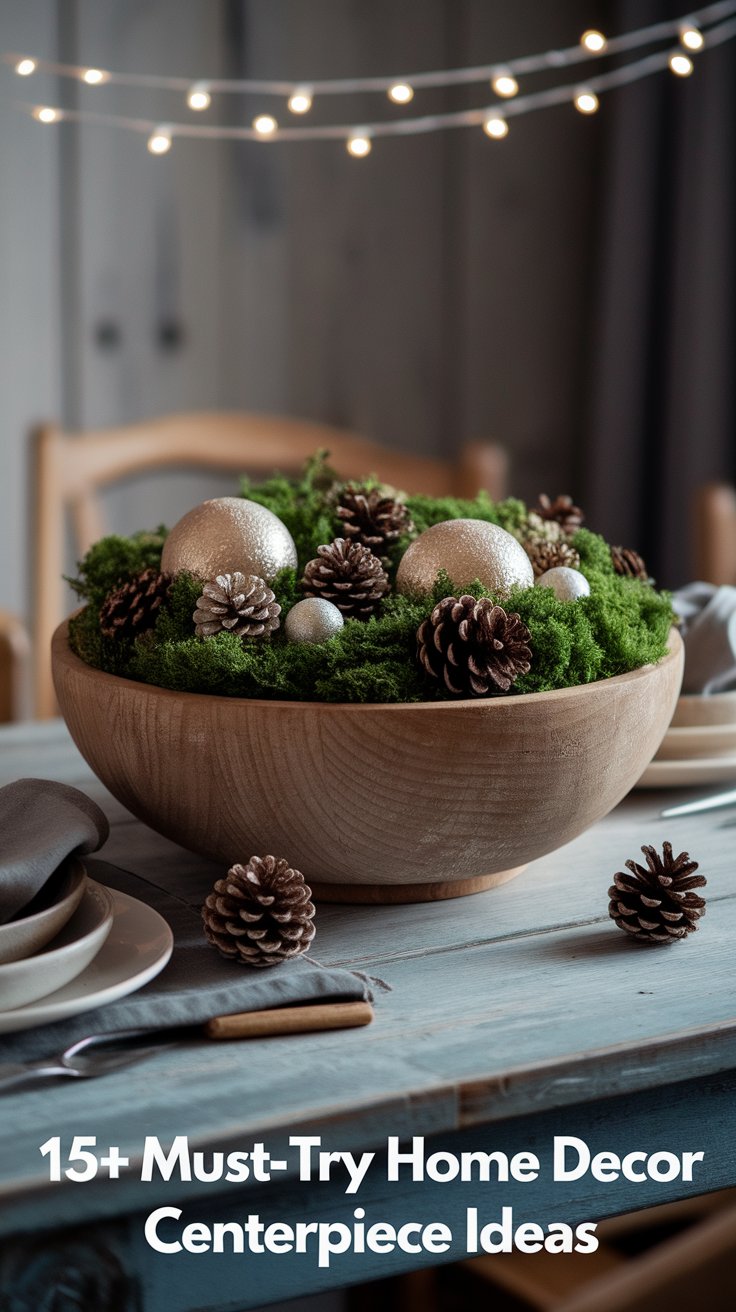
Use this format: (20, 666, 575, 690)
(52, 623, 683, 904)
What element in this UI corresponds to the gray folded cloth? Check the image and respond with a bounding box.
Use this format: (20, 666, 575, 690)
(672, 583, 736, 694)
(3, 860, 373, 1061)
(0, 779, 109, 925)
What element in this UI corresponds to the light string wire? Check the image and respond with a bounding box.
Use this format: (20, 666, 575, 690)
(12, 15, 736, 146)
(3, 0, 735, 97)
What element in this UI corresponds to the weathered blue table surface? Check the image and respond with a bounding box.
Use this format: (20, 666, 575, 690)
(0, 720, 734, 1311)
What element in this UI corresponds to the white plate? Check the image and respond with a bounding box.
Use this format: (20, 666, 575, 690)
(0, 882, 113, 1009)
(0, 858, 87, 965)
(0, 887, 173, 1034)
(637, 754, 736, 789)
(656, 723, 736, 760)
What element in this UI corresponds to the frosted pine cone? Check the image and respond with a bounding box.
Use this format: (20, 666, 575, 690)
(99, 569, 171, 640)
(202, 856, 316, 967)
(336, 485, 414, 554)
(418, 595, 532, 696)
(193, 573, 280, 638)
(535, 493, 585, 534)
(608, 843, 706, 943)
(302, 538, 389, 619)
(526, 538, 581, 579)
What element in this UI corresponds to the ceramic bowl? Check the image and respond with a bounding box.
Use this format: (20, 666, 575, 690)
(0, 858, 87, 965)
(670, 690, 736, 728)
(52, 621, 683, 903)
(0, 882, 113, 1010)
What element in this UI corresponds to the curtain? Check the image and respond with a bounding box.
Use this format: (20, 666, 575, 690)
(585, 0, 736, 587)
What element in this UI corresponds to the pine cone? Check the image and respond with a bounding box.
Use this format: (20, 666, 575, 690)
(99, 569, 171, 640)
(526, 538, 581, 579)
(193, 573, 280, 638)
(611, 545, 650, 582)
(535, 493, 585, 534)
(302, 538, 389, 619)
(336, 485, 414, 554)
(608, 843, 706, 943)
(418, 595, 532, 696)
(202, 856, 316, 967)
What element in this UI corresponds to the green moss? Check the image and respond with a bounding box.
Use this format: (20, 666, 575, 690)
(66, 462, 674, 704)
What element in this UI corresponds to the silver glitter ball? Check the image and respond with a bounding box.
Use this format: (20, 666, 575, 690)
(536, 565, 591, 601)
(395, 519, 534, 598)
(161, 497, 297, 582)
(284, 598, 345, 644)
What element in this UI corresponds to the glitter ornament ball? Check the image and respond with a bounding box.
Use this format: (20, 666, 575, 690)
(284, 597, 345, 644)
(536, 566, 591, 601)
(161, 497, 297, 582)
(396, 519, 534, 598)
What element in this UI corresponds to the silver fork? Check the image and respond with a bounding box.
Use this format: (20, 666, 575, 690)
(0, 1028, 181, 1093)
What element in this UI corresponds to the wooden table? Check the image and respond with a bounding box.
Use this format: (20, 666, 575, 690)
(0, 720, 734, 1311)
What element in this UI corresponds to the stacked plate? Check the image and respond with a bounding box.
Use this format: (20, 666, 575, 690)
(0, 860, 173, 1035)
(637, 690, 736, 788)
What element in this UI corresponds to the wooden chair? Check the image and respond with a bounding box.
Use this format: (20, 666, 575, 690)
(33, 413, 507, 718)
(0, 611, 32, 723)
(694, 483, 736, 584)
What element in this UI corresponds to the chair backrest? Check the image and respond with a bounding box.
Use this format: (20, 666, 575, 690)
(0, 612, 32, 723)
(34, 413, 507, 717)
(694, 483, 736, 585)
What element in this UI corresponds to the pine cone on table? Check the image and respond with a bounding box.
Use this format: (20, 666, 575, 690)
(525, 538, 581, 579)
(302, 538, 389, 619)
(535, 493, 585, 534)
(417, 595, 532, 696)
(193, 573, 281, 638)
(99, 569, 171, 640)
(608, 842, 706, 943)
(611, 545, 650, 582)
(335, 484, 414, 555)
(202, 856, 316, 968)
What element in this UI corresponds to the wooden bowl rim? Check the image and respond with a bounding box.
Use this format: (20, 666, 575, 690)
(52, 619, 682, 714)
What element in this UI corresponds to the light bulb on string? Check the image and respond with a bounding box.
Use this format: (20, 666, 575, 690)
(82, 68, 109, 85)
(679, 23, 704, 51)
(574, 89, 599, 114)
(147, 126, 172, 154)
(253, 114, 277, 136)
(187, 82, 211, 111)
(581, 29, 607, 53)
(15, 58, 36, 76)
(483, 115, 508, 139)
(388, 82, 413, 104)
(491, 71, 518, 98)
(33, 105, 61, 124)
(669, 51, 694, 76)
(347, 132, 372, 157)
(288, 87, 312, 114)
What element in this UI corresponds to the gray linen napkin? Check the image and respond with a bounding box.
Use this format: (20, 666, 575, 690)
(672, 583, 736, 694)
(1, 860, 372, 1061)
(0, 780, 109, 924)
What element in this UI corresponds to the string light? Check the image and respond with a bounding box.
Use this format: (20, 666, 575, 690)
(388, 82, 414, 104)
(491, 71, 519, 97)
(680, 22, 705, 47)
(147, 126, 172, 154)
(346, 132, 372, 157)
(669, 50, 695, 73)
(581, 29, 608, 53)
(187, 82, 211, 111)
(33, 105, 61, 123)
(574, 89, 599, 113)
(253, 113, 277, 135)
(483, 115, 509, 139)
(82, 68, 108, 85)
(14, 57, 36, 76)
(288, 87, 312, 113)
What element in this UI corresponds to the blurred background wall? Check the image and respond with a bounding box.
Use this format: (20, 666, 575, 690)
(0, 0, 734, 623)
